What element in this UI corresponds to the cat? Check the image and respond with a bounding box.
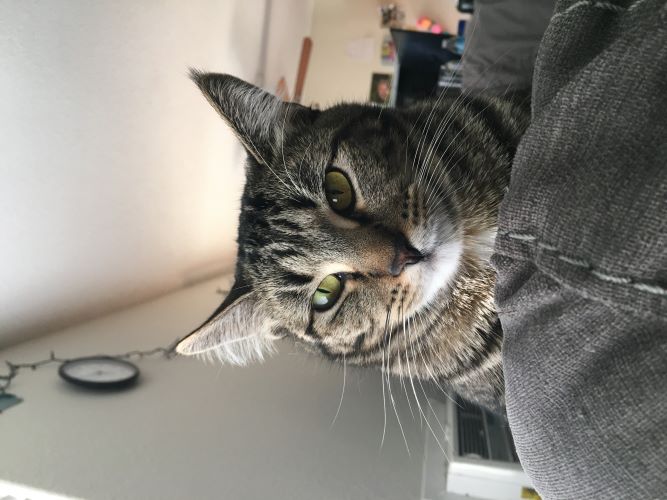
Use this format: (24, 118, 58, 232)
(176, 70, 530, 411)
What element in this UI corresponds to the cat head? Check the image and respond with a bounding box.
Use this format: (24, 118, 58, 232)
(175, 71, 468, 372)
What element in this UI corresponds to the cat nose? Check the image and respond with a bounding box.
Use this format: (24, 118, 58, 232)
(389, 235, 423, 276)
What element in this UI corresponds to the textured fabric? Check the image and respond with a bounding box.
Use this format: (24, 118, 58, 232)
(492, 0, 667, 498)
(463, 0, 556, 95)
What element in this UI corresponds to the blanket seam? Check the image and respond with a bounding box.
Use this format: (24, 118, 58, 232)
(498, 231, 667, 297)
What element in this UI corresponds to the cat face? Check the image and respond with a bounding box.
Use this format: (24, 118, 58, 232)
(176, 72, 519, 397)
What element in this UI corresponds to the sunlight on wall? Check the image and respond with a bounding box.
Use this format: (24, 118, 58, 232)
(0, 1, 266, 346)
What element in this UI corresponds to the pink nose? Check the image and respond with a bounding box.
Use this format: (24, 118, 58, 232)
(389, 236, 423, 276)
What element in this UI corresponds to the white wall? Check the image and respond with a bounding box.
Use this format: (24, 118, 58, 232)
(0, 0, 304, 347)
(263, 0, 315, 95)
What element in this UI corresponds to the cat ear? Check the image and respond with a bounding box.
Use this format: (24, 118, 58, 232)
(190, 69, 316, 165)
(175, 286, 276, 365)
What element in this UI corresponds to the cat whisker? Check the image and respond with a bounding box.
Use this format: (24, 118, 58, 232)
(430, 81, 527, 198)
(411, 313, 455, 445)
(412, 313, 457, 443)
(409, 45, 472, 190)
(418, 27, 512, 178)
(410, 19, 481, 191)
(330, 353, 346, 429)
(412, 305, 461, 409)
(423, 81, 518, 214)
(412, 87, 467, 192)
(406, 315, 449, 459)
(414, 36, 520, 204)
(379, 306, 391, 450)
(402, 313, 424, 428)
(385, 300, 411, 456)
(397, 301, 416, 421)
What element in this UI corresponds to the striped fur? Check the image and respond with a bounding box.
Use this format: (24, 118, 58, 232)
(176, 72, 530, 410)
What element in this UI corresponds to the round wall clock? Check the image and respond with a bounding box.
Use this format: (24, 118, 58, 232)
(58, 356, 139, 390)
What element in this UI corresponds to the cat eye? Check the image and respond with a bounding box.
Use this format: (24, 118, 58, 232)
(324, 169, 355, 213)
(312, 274, 344, 311)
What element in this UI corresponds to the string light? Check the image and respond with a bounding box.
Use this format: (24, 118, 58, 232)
(0, 288, 230, 397)
(0, 341, 180, 396)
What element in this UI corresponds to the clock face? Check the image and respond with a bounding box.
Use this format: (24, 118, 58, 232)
(59, 356, 139, 390)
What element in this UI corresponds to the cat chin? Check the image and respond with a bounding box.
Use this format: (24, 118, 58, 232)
(417, 238, 463, 307)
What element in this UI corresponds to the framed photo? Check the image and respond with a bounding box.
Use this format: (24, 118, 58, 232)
(369, 73, 392, 104)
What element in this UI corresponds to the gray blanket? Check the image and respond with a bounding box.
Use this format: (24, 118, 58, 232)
(488, 0, 667, 498)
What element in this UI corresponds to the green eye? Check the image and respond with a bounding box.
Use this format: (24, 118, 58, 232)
(325, 169, 354, 212)
(312, 274, 343, 311)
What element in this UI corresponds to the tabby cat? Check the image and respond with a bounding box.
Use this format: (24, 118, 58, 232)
(176, 71, 529, 411)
